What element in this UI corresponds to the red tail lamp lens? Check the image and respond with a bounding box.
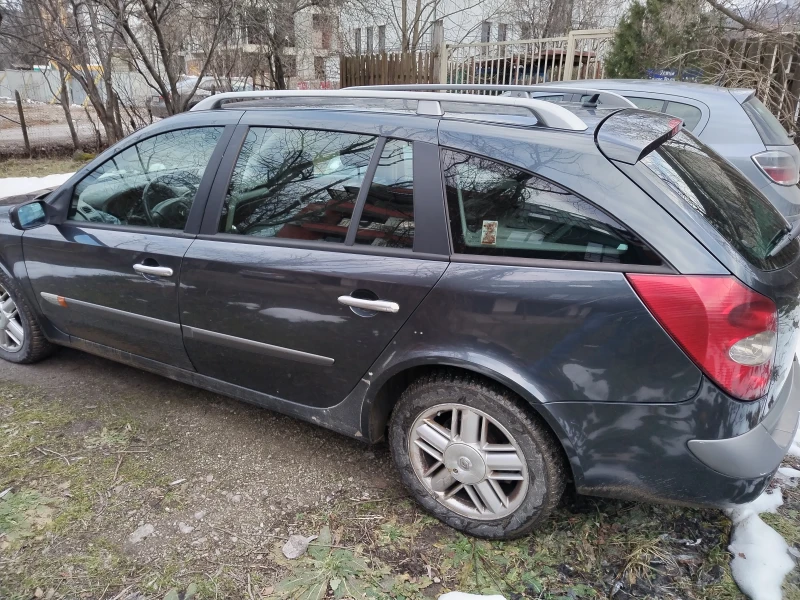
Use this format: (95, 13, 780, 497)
(626, 275, 777, 401)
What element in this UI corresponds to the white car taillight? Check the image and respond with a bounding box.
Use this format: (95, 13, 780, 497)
(752, 150, 800, 186)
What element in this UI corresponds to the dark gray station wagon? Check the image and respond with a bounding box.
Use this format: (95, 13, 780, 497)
(2, 90, 799, 539)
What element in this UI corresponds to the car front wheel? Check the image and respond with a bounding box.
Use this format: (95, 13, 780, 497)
(0, 272, 55, 364)
(389, 372, 566, 539)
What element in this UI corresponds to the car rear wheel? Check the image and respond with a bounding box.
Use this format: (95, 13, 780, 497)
(388, 372, 566, 539)
(0, 272, 55, 364)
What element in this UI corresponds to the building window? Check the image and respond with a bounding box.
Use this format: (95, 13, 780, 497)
(312, 14, 332, 50)
(314, 56, 326, 80)
(366, 27, 374, 53)
(355, 28, 362, 54)
(378, 25, 386, 52)
(498, 23, 508, 42)
(480, 21, 492, 43)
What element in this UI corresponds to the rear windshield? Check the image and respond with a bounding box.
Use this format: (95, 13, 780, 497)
(742, 96, 792, 146)
(642, 131, 798, 271)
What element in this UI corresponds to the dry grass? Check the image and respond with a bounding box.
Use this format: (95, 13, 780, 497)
(0, 157, 90, 178)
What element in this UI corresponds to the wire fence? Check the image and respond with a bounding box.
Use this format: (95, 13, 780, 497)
(0, 69, 153, 158)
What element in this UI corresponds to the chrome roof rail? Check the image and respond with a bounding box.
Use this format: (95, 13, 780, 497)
(188, 89, 588, 131)
(350, 84, 637, 109)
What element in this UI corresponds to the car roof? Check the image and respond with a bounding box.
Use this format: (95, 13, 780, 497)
(554, 79, 753, 105)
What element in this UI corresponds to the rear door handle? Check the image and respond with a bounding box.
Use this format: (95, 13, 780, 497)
(133, 264, 174, 277)
(338, 295, 400, 313)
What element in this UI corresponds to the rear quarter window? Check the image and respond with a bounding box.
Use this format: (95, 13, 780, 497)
(742, 96, 792, 146)
(626, 97, 666, 112)
(665, 102, 702, 130)
(442, 150, 662, 265)
(641, 131, 798, 271)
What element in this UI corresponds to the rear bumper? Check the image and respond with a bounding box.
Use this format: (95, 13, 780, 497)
(541, 359, 800, 508)
(688, 358, 800, 479)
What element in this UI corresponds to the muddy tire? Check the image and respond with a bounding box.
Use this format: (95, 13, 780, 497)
(388, 371, 566, 539)
(0, 271, 55, 364)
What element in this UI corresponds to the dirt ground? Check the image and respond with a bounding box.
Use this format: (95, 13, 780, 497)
(1, 347, 798, 600)
(0, 104, 105, 157)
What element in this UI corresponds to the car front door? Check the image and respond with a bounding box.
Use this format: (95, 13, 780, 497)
(23, 123, 234, 368)
(178, 118, 449, 408)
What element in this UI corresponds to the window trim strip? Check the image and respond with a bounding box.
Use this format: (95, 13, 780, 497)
(345, 136, 387, 246)
(199, 124, 251, 235)
(449, 253, 676, 273)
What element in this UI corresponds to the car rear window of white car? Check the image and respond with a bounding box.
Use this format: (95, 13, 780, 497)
(642, 131, 798, 271)
(742, 96, 792, 146)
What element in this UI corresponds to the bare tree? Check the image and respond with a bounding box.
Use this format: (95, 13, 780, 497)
(0, 0, 127, 143)
(106, 0, 238, 115)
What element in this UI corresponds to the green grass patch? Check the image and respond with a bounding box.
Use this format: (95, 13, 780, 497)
(0, 157, 90, 178)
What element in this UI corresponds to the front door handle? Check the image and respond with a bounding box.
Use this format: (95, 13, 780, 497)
(338, 295, 400, 313)
(133, 263, 173, 277)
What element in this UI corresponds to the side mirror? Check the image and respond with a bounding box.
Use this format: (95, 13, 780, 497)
(9, 200, 48, 230)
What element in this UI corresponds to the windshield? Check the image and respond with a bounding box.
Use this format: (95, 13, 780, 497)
(642, 130, 798, 271)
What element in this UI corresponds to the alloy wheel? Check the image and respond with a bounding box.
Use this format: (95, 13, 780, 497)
(408, 403, 529, 520)
(0, 285, 24, 352)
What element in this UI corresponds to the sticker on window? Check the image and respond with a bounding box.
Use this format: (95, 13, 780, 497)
(481, 220, 498, 245)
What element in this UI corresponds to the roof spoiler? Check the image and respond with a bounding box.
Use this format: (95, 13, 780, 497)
(728, 88, 756, 105)
(350, 83, 636, 109)
(597, 110, 683, 164)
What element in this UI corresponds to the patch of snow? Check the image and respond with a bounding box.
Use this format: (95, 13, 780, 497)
(726, 488, 794, 600)
(439, 594, 506, 600)
(776, 467, 800, 487)
(0, 173, 74, 200)
(789, 426, 800, 458)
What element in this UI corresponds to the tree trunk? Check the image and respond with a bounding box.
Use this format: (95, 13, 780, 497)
(401, 0, 409, 52)
(57, 67, 80, 151)
(543, 0, 575, 37)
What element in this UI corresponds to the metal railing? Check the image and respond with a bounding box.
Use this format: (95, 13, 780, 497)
(443, 29, 615, 87)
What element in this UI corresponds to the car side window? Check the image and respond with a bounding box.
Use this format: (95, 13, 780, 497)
(664, 101, 702, 130)
(219, 127, 377, 243)
(354, 139, 414, 249)
(441, 150, 662, 265)
(626, 97, 666, 112)
(70, 127, 223, 230)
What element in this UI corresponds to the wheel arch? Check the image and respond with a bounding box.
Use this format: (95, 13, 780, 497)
(362, 357, 581, 482)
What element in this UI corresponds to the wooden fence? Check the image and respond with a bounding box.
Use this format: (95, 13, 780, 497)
(340, 52, 436, 87)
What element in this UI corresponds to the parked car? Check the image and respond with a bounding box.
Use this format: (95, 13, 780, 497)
(530, 80, 800, 223)
(2, 90, 799, 540)
(150, 76, 254, 118)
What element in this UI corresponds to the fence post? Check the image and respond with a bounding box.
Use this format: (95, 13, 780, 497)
(431, 20, 447, 84)
(14, 90, 31, 158)
(563, 31, 577, 81)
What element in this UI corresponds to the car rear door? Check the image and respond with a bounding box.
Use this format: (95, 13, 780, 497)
(178, 113, 449, 408)
(23, 119, 237, 368)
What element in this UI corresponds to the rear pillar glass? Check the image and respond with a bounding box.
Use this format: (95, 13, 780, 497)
(742, 96, 792, 146)
(641, 131, 798, 270)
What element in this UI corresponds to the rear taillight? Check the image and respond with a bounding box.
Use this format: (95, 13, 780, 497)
(626, 275, 777, 401)
(752, 150, 799, 185)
